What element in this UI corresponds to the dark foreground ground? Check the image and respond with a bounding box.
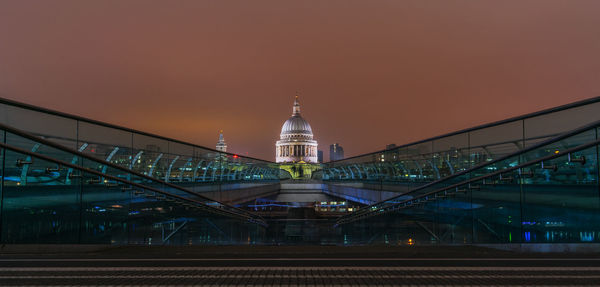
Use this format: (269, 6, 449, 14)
(1, 245, 599, 286)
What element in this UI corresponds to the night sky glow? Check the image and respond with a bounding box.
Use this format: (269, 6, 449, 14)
(1, 0, 599, 161)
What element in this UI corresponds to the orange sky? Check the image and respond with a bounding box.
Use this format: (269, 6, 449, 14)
(1, 0, 599, 161)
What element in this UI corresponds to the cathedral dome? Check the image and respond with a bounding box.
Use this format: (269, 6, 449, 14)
(281, 115, 313, 136)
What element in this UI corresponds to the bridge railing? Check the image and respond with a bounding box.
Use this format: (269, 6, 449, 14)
(0, 140, 266, 244)
(0, 97, 280, 185)
(335, 132, 600, 244)
(0, 122, 267, 224)
(318, 96, 600, 191)
(336, 119, 600, 223)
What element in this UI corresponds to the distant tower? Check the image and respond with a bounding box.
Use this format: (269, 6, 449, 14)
(216, 130, 227, 152)
(329, 143, 344, 161)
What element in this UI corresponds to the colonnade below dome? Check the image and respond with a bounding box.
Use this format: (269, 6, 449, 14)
(276, 144, 317, 158)
(275, 142, 318, 163)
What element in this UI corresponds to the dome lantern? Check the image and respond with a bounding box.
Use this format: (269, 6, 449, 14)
(292, 96, 300, 115)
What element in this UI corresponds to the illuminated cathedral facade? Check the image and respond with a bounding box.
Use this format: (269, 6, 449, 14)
(276, 96, 318, 163)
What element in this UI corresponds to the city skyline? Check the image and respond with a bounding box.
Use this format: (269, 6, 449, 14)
(1, 1, 599, 161)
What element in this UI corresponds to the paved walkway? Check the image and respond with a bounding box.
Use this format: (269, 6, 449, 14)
(1, 246, 599, 286)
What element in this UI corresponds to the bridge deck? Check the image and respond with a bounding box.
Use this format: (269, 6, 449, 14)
(1, 246, 599, 286)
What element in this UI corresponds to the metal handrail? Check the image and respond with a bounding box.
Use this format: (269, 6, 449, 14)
(0, 122, 266, 223)
(0, 141, 268, 227)
(327, 96, 600, 164)
(0, 96, 274, 163)
(327, 132, 560, 169)
(335, 119, 600, 222)
(321, 132, 561, 183)
(336, 136, 600, 225)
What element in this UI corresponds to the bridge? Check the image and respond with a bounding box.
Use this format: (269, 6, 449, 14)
(0, 96, 600, 248)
